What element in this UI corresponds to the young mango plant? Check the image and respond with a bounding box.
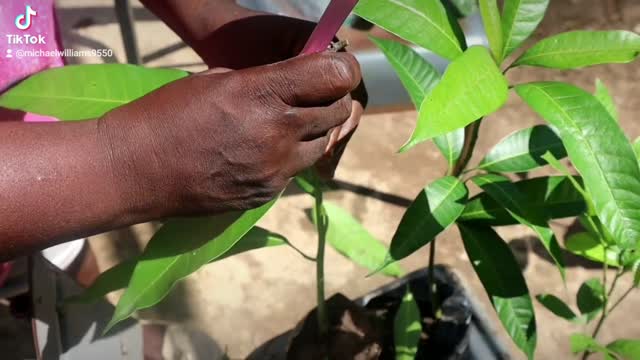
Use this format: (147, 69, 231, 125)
(355, 0, 640, 358)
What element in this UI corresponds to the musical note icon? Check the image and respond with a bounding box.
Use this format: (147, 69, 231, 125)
(15, 5, 37, 31)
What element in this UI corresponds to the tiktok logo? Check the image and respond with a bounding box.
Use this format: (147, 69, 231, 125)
(15, 5, 37, 31)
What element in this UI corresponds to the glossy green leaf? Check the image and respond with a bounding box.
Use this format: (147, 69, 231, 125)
(513, 31, 640, 69)
(69, 227, 286, 304)
(394, 289, 422, 360)
(535, 294, 578, 322)
(370, 36, 465, 168)
(354, 0, 463, 60)
(479, 125, 566, 173)
(595, 79, 619, 122)
(105, 199, 278, 333)
(0, 64, 188, 120)
(459, 224, 536, 359)
(479, 0, 503, 61)
(634, 261, 640, 287)
(472, 174, 565, 280)
(500, 0, 550, 61)
(450, 0, 477, 17)
(570, 334, 611, 357)
(608, 339, 640, 360)
(565, 232, 621, 267)
(461, 176, 585, 225)
(311, 202, 404, 277)
(377, 177, 467, 272)
(576, 278, 605, 322)
(517, 82, 640, 250)
(633, 137, 640, 161)
(371, 37, 440, 108)
(402, 46, 508, 151)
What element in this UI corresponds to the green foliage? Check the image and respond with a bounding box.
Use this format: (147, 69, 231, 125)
(576, 278, 605, 323)
(449, 0, 477, 17)
(402, 46, 508, 151)
(370, 36, 465, 169)
(478, 0, 503, 61)
(478, 125, 566, 173)
(105, 199, 278, 333)
(570, 334, 614, 359)
(500, 0, 550, 62)
(459, 224, 536, 359)
(309, 202, 404, 277)
(514, 31, 640, 69)
(517, 82, 640, 250)
(69, 227, 286, 304)
(354, 0, 463, 60)
(377, 176, 467, 272)
(0, 64, 188, 120)
(594, 79, 620, 122)
(471, 174, 566, 280)
(607, 339, 640, 360)
(460, 176, 585, 225)
(393, 289, 421, 360)
(535, 294, 578, 323)
(565, 232, 621, 267)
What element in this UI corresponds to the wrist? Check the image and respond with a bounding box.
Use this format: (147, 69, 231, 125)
(96, 110, 174, 223)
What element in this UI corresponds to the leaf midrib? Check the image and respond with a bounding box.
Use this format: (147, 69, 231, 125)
(527, 84, 626, 240)
(519, 47, 639, 63)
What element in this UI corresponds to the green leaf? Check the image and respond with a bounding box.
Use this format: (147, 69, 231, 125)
(370, 37, 440, 109)
(479, 125, 566, 173)
(634, 261, 640, 287)
(310, 202, 404, 277)
(576, 278, 605, 322)
(513, 31, 640, 69)
(595, 79, 620, 122)
(370, 37, 465, 168)
(0, 64, 188, 120)
(377, 176, 468, 272)
(402, 46, 508, 151)
(472, 174, 565, 280)
(608, 339, 640, 360)
(633, 138, 640, 162)
(105, 199, 278, 333)
(517, 82, 640, 250)
(433, 129, 466, 171)
(394, 289, 422, 360)
(67, 259, 137, 304)
(69, 227, 286, 304)
(354, 0, 463, 60)
(460, 176, 585, 225)
(535, 294, 578, 322)
(479, 0, 503, 61)
(570, 334, 610, 356)
(449, 0, 477, 17)
(459, 224, 537, 359)
(501, 0, 550, 61)
(565, 232, 621, 267)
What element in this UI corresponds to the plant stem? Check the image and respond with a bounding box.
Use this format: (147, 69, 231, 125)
(429, 119, 483, 315)
(314, 188, 329, 336)
(581, 269, 624, 360)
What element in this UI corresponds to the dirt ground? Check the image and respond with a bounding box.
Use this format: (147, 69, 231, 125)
(3, 0, 640, 359)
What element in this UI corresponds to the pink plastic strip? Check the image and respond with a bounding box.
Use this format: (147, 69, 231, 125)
(301, 0, 359, 55)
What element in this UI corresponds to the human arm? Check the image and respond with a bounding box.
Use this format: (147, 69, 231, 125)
(0, 52, 360, 261)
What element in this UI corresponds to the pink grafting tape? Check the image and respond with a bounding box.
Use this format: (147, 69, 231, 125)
(300, 0, 360, 55)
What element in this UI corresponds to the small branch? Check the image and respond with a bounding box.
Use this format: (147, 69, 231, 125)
(314, 188, 329, 336)
(449, 120, 483, 177)
(428, 239, 437, 315)
(284, 240, 317, 262)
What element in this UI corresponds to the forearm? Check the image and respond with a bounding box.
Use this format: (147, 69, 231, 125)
(140, 0, 259, 48)
(0, 119, 159, 261)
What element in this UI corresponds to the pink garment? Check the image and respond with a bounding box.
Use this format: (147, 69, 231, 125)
(0, 0, 64, 122)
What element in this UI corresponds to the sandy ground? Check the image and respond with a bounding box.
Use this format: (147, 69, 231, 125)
(2, 0, 640, 359)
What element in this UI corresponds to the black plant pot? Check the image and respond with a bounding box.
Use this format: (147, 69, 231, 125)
(248, 266, 508, 360)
